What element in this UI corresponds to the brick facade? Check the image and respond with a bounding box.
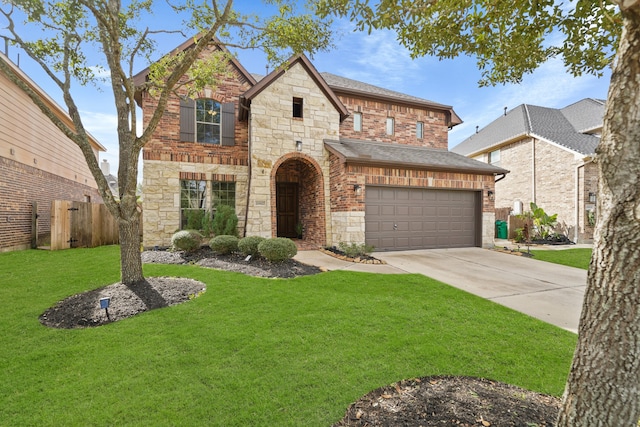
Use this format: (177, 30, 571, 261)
(482, 137, 597, 242)
(337, 96, 449, 149)
(139, 44, 498, 249)
(0, 156, 102, 251)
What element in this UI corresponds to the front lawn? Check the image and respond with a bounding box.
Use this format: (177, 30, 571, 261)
(530, 248, 592, 270)
(0, 246, 577, 426)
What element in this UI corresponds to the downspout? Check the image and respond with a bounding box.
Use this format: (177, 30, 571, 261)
(241, 99, 251, 238)
(531, 139, 536, 205)
(575, 157, 595, 243)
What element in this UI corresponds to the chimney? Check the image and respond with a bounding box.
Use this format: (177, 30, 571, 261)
(100, 159, 110, 176)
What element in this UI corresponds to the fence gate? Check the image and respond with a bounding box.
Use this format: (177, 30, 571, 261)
(50, 201, 119, 250)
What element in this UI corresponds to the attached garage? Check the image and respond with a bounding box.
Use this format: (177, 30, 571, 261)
(365, 186, 481, 251)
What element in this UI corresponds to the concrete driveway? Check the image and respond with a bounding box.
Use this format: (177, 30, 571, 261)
(295, 247, 587, 333)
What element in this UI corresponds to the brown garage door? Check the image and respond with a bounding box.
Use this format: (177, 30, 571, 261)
(365, 187, 480, 251)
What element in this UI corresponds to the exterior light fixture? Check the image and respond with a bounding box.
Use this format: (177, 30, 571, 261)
(354, 184, 362, 196)
(589, 192, 596, 203)
(487, 190, 495, 201)
(295, 140, 302, 152)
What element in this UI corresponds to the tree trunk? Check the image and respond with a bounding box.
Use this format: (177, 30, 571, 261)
(557, 6, 640, 426)
(118, 208, 144, 285)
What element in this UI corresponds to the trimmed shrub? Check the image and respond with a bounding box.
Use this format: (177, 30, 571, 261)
(171, 230, 202, 252)
(238, 236, 266, 257)
(258, 238, 297, 263)
(212, 205, 239, 237)
(338, 242, 375, 258)
(209, 235, 239, 255)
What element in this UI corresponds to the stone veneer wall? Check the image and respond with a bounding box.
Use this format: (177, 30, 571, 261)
(142, 160, 248, 247)
(246, 62, 340, 244)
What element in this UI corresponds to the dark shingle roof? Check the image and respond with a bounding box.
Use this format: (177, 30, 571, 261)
(324, 138, 508, 175)
(452, 98, 602, 157)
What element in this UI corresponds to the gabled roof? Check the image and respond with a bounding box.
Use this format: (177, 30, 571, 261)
(0, 52, 106, 153)
(132, 35, 258, 106)
(239, 55, 349, 121)
(325, 138, 508, 175)
(320, 72, 463, 128)
(452, 98, 603, 157)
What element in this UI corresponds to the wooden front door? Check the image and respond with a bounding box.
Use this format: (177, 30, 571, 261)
(277, 183, 298, 237)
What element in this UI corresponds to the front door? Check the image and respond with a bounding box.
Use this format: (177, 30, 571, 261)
(276, 183, 298, 237)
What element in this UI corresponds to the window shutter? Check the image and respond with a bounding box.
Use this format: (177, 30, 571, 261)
(221, 102, 235, 146)
(179, 98, 195, 142)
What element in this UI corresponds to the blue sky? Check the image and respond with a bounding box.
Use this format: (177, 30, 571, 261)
(1, 2, 611, 175)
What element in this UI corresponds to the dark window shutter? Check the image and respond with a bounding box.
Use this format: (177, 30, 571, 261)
(180, 98, 195, 142)
(221, 102, 235, 146)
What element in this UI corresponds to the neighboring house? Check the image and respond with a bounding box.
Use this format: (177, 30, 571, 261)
(100, 159, 119, 197)
(452, 98, 603, 243)
(135, 38, 507, 251)
(0, 52, 105, 252)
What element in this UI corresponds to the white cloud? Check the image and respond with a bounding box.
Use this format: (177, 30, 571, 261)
(448, 57, 611, 147)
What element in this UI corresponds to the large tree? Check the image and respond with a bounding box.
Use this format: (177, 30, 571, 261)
(0, 0, 332, 285)
(315, 0, 639, 425)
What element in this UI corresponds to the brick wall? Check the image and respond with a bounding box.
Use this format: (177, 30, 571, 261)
(328, 155, 496, 246)
(141, 45, 252, 167)
(485, 138, 534, 212)
(336, 95, 449, 149)
(0, 156, 102, 251)
(491, 137, 596, 241)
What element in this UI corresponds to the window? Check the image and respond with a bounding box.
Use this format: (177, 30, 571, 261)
(181, 99, 236, 146)
(416, 121, 424, 139)
(353, 112, 362, 132)
(489, 149, 501, 165)
(211, 181, 236, 212)
(386, 117, 395, 135)
(196, 99, 221, 144)
(180, 180, 206, 229)
(293, 97, 303, 118)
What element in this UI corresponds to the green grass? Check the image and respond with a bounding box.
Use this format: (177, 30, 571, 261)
(530, 248, 592, 270)
(0, 246, 577, 426)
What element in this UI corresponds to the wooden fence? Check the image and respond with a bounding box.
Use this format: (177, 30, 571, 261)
(50, 201, 119, 250)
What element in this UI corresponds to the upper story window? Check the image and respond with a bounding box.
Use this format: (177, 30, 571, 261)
(416, 121, 424, 139)
(180, 98, 236, 146)
(293, 97, 303, 118)
(196, 99, 221, 144)
(353, 112, 362, 132)
(489, 149, 501, 165)
(386, 117, 395, 135)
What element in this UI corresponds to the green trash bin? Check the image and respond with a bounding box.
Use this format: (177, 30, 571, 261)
(495, 220, 508, 239)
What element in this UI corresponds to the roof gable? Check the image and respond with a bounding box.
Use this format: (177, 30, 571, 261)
(453, 99, 602, 157)
(132, 35, 258, 106)
(239, 54, 349, 121)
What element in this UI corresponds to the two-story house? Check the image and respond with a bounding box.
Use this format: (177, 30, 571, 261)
(135, 38, 507, 251)
(0, 52, 105, 251)
(452, 99, 603, 243)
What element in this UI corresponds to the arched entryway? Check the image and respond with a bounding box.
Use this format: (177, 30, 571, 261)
(272, 154, 326, 247)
